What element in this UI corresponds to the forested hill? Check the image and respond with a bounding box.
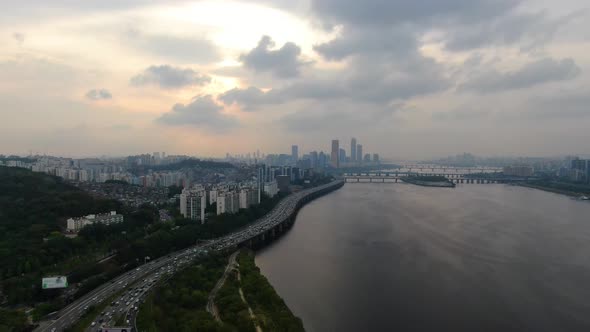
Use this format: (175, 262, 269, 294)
(0, 166, 121, 281)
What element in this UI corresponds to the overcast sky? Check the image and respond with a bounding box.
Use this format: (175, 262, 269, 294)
(1, 0, 589, 159)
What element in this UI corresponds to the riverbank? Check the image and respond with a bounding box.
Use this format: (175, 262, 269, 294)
(136, 251, 303, 331)
(518, 182, 590, 198)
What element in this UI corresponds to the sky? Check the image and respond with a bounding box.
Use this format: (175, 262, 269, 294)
(1, 0, 589, 160)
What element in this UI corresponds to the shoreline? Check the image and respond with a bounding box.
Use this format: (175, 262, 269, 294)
(517, 183, 589, 198)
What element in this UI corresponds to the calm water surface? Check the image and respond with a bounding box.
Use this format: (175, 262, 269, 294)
(255, 183, 590, 332)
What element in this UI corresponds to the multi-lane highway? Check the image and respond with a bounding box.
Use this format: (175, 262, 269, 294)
(36, 180, 343, 332)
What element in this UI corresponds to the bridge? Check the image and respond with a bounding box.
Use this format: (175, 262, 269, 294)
(343, 172, 524, 184)
(394, 164, 502, 173)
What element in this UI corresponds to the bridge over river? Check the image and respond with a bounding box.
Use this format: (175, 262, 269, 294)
(343, 171, 529, 184)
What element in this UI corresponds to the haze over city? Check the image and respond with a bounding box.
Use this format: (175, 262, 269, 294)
(1, 0, 589, 159)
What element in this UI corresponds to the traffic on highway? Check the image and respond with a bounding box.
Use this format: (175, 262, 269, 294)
(36, 180, 343, 332)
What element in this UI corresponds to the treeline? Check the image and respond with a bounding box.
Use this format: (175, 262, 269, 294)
(526, 179, 590, 195)
(136, 254, 227, 332)
(238, 251, 305, 332)
(132, 159, 234, 174)
(0, 166, 127, 301)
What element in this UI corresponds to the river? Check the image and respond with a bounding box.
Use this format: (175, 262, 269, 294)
(255, 183, 590, 332)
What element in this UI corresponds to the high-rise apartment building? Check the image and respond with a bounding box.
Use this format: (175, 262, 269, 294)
(180, 188, 207, 223)
(291, 145, 299, 163)
(331, 140, 340, 168)
(339, 148, 346, 163)
(356, 144, 363, 162)
(351, 138, 357, 162)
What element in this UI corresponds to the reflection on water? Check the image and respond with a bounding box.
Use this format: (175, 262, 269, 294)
(256, 183, 590, 332)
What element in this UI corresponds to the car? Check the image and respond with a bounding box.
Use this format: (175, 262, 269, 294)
(91, 322, 96, 327)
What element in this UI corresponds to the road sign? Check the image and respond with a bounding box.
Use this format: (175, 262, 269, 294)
(42, 276, 68, 289)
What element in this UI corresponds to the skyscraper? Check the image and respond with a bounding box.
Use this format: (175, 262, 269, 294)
(339, 148, 346, 163)
(356, 144, 363, 163)
(331, 140, 339, 168)
(310, 151, 318, 169)
(291, 145, 299, 163)
(351, 138, 357, 162)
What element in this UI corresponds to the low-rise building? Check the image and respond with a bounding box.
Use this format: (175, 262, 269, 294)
(66, 211, 123, 232)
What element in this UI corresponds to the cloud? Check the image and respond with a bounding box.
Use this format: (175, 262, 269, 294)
(239, 35, 307, 78)
(130, 65, 211, 89)
(155, 95, 237, 132)
(443, 11, 584, 52)
(529, 92, 590, 119)
(280, 101, 403, 133)
(314, 27, 417, 61)
(85, 89, 112, 100)
(460, 58, 581, 93)
(218, 87, 280, 111)
(13, 32, 25, 45)
(219, 56, 450, 111)
(124, 29, 221, 64)
(311, 0, 518, 27)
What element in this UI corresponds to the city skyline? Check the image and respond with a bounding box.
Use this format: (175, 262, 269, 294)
(1, 1, 590, 159)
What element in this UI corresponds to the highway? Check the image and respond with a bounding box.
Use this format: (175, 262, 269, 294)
(35, 180, 343, 332)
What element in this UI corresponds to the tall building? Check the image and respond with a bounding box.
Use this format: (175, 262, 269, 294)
(217, 191, 239, 215)
(373, 153, 380, 163)
(351, 138, 357, 162)
(356, 144, 363, 162)
(180, 188, 207, 223)
(331, 140, 340, 168)
(318, 151, 327, 169)
(339, 148, 346, 163)
(291, 145, 299, 163)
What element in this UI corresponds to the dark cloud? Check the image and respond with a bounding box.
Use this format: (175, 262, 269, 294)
(155, 95, 237, 132)
(219, 87, 280, 111)
(85, 89, 112, 100)
(460, 58, 581, 93)
(130, 65, 211, 89)
(314, 26, 417, 61)
(239, 35, 307, 78)
(311, 0, 518, 27)
(124, 29, 221, 64)
(220, 54, 450, 110)
(443, 11, 583, 52)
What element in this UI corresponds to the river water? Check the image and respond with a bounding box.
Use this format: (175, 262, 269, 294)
(255, 183, 590, 332)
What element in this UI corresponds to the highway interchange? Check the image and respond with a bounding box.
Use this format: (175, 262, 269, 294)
(36, 180, 343, 332)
